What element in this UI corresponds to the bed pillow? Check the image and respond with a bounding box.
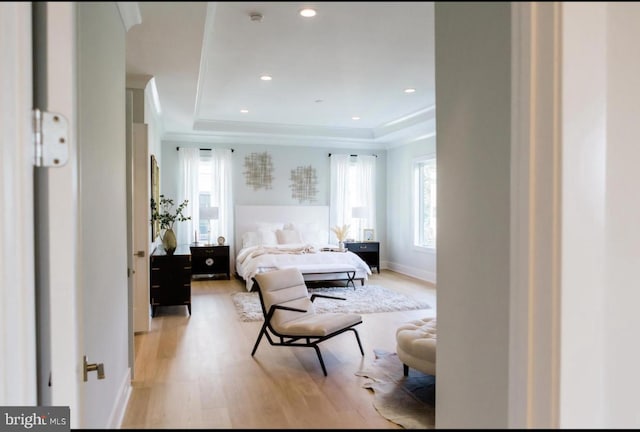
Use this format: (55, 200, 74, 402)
(275, 228, 303, 245)
(257, 228, 278, 246)
(242, 231, 260, 248)
(285, 222, 326, 245)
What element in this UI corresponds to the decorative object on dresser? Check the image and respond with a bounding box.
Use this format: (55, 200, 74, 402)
(362, 228, 375, 242)
(149, 244, 191, 317)
(331, 223, 350, 250)
(344, 241, 380, 273)
(190, 243, 230, 280)
(150, 194, 191, 255)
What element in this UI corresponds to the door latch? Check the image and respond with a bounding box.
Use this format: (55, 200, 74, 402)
(83, 355, 105, 382)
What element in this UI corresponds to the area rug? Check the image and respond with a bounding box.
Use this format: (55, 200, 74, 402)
(355, 349, 435, 429)
(231, 285, 431, 322)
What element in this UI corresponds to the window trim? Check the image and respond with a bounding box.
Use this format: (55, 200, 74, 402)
(412, 152, 436, 250)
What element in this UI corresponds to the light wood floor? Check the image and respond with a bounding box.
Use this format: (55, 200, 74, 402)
(121, 270, 436, 429)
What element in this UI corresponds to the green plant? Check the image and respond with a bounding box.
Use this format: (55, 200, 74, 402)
(150, 195, 191, 230)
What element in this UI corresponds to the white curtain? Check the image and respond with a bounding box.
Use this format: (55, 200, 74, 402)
(329, 154, 376, 242)
(177, 147, 200, 246)
(206, 148, 233, 244)
(329, 154, 350, 242)
(358, 155, 376, 240)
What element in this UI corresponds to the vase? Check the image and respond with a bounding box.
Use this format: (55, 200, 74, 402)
(162, 228, 177, 255)
(338, 241, 345, 251)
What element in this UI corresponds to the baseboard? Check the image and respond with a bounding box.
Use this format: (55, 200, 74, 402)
(384, 260, 436, 284)
(108, 367, 132, 429)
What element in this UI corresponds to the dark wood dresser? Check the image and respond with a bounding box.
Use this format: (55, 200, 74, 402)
(190, 243, 230, 280)
(344, 241, 380, 273)
(149, 244, 191, 317)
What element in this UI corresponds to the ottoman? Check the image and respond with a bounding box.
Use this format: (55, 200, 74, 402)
(396, 317, 437, 376)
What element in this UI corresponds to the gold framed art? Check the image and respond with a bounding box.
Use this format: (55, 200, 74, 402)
(150, 154, 160, 240)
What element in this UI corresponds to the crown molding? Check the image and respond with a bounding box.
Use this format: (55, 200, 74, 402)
(162, 130, 387, 151)
(373, 105, 436, 139)
(126, 73, 152, 90)
(117, 2, 141, 32)
(193, 119, 375, 140)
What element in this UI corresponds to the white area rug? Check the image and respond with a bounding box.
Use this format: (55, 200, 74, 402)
(356, 349, 436, 429)
(231, 285, 431, 322)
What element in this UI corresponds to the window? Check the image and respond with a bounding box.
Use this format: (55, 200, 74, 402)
(177, 147, 232, 247)
(414, 155, 436, 249)
(329, 154, 376, 242)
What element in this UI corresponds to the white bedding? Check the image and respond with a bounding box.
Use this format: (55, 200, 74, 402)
(236, 243, 372, 291)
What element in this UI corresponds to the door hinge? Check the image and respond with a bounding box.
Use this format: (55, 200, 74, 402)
(33, 108, 69, 167)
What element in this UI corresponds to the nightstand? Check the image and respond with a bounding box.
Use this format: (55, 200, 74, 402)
(190, 243, 230, 280)
(150, 244, 191, 317)
(344, 241, 380, 273)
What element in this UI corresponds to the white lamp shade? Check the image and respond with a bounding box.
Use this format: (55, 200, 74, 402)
(352, 206, 367, 218)
(199, 206, 219, 220)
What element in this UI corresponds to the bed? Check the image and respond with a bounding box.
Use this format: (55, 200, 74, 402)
(234, 205, 372, 291)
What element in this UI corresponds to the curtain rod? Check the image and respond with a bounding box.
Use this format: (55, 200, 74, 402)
(176, 147, 234, 152)
(328, 153, 377, 158)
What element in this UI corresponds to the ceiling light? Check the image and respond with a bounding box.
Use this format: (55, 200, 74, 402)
(249, 13, 263, 22)
(240, 109, 249, 113)
(404, 88, 416, 93)
(300, 8, 316, 18)
(352, 116, 360, 121)
(260, 75, 272, 81)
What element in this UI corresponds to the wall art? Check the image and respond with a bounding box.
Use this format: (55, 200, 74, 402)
(290, 165, 318, 203)
(243, 151, 274, 190)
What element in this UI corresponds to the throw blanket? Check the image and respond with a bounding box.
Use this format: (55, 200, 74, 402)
(236, 244, 317, 267)
(235, 243, 372, 291)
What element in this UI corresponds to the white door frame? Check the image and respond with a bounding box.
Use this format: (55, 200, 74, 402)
(33, 2, 82, 424)
(0, 2, 37, 406)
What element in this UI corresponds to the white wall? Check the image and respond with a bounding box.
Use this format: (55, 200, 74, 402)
(603, 3, 640, 427)
(434, 2, 511, 428)
(77, 3, 129, 428)
(560, 3, 607, 427)
(386, 136, 436, 282)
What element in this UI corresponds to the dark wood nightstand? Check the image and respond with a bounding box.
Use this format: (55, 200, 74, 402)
(344, 241, 380, 273)
(150, 244, 191, 317)
(189, 243, 230, 280)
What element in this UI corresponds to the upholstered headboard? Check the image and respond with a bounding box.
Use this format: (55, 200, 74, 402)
(234, 205, 330, 257)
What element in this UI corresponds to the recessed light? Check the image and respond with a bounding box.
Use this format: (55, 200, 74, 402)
(260, 75, 272, 81)
(315, 99, 323, 103)
(352, 116, 360, 121)
(300, 8, 316, 18)
(240, 109, 249, 113)
(404, 88, 416, 94)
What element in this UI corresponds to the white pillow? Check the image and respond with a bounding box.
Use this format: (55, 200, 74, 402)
(275, 229, 303, 244)
(257, 228, 277, 245)
(286, 222, 326, 245)
(242, 231, 260, 248)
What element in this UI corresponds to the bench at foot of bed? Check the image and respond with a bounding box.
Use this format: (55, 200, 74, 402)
(276, 264, 360, 289)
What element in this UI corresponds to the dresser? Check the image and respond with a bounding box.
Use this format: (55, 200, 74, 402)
(149, 244, 191, 317)
(190, 243, 230, 279)
(344, 241, 380, 273)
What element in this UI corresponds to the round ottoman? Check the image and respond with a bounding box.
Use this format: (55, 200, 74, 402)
(396, 317, 436, 376)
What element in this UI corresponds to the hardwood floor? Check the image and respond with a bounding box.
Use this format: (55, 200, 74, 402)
(121, 270, 436, 429)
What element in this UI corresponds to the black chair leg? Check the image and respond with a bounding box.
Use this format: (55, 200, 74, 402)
(351, 328, 364, 356)
(313, 345, 328, 376)
(403, 363, 409, 376)
(251, 325, 268, 356)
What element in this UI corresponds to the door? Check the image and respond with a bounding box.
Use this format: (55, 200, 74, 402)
(31, 2, 131, 428)
(132, 123, 150, 334)
(32, 1, 81, 421)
